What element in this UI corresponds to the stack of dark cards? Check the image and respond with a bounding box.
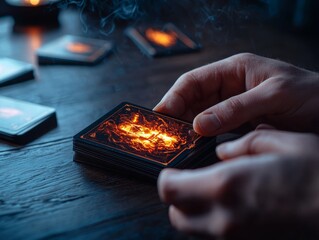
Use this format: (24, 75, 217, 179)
(0, 96, 57, 144)
(125, 23, 201, 57)
(73, 102, 217, 179)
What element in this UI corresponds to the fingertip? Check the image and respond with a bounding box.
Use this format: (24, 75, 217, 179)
(158, 168, 181, 203)
(153, 95, 168, 112)
(168, 205, 179, 228)
(216, 142, 240, 160)
(216, 143, 228, 160)
(168, 205, 192, 233)
(153, 101, 164, 112)
(193, 113, 222, 136)
(153, 93, 186, 118)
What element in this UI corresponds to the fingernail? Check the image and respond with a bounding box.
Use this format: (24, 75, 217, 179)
(197, 113, 222, 134)
(154, 97, 174, 113)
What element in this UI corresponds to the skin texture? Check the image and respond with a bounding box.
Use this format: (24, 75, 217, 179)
(158, 130, 319, 238)
(154, 53, 319, 135)
(155, 53, 319, 238)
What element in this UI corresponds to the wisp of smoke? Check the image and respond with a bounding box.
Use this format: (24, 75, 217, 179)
(65, 0, 267, 36)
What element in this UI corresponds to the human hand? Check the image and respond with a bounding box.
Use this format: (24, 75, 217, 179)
(154, 53, 319, 136)
(217, 126, 319, 160)
(158, 129, 319, 238)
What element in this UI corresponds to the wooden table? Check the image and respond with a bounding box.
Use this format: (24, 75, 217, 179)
(1, 7, 318, 239)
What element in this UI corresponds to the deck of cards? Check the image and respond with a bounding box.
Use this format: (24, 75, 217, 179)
(125, 23, 201, 57)
(36, 35, 114, 65)
(0, 58, 34, 87)
(73, 102, 216, 179)
(0, 96, 57, 144)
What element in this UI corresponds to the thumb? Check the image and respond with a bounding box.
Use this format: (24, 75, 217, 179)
(193, 84, 273, 136)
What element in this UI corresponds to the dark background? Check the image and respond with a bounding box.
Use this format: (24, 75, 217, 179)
(0, 0, 318, 239)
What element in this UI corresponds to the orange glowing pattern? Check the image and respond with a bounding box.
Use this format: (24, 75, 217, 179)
(65, 42, 92, 54)
(81, 104, 200, 165)
(117, 113, 180, 152)
(145, 28, 177, 47)
(0, 108, 23, 118)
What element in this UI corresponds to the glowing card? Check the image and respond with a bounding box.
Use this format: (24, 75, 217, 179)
(36, 35, 113, 65)
(73, 103, 216, 179)
(80, 103, 200, 165)
(125, 23, 201, 57)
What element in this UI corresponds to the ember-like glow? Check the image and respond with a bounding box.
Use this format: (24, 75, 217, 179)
(117, 113, 179, 151)
(101, 110, 188, 156)
(25, 0, 41, 6)
(0, 108, 23, 118)
(65, 42, 92, 54)
(82, 105, 199, 164)
(145, 28, 177, 47)
(25, 27, 43, 53)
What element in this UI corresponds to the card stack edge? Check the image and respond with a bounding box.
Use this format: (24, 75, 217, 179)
(73, 134, 217, 180)
(0, 111, 57, 144)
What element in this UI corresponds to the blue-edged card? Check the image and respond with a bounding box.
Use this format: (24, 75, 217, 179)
(0, 96, 57, 144)
(0, 58, 34, 87)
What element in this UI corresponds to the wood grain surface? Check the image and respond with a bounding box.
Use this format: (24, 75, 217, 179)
(0, 6, 318, 240)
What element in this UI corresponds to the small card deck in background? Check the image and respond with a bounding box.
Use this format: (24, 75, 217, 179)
(0, 58, 34, 87)
(125, 23, 201, 57)
(36, 35, 114, 65)
(73, 102, 216, 179)
(0, 96, 57, 144)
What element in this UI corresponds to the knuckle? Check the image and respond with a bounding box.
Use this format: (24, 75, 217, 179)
(246, 131, 264, 153)
(224, 97, 245, 117)
(210, 166, 239, 201)
(266, 77, 292, 101)
(178, 71, 195, 83)
(271, 60, 299, 75)
(233, 52, 257, 63)
(255, 77, 290, 106)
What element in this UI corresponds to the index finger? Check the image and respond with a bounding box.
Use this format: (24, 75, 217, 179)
(153, 54, 249, 121)
(216, 130, 319, 160)
(158, 161, 240, 205)
(157, 154, 277, 207)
